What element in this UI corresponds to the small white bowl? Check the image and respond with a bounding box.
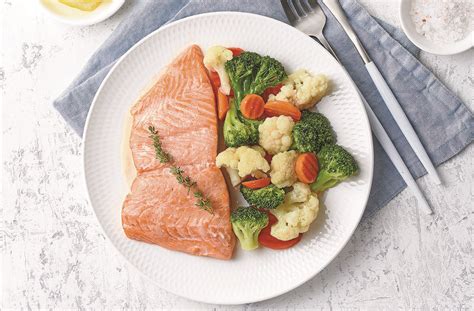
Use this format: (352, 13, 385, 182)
(38, 0, 125, 26)
(399, 0, 473, 55)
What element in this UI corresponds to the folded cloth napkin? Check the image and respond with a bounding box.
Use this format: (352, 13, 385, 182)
(54, 0, 473, 217)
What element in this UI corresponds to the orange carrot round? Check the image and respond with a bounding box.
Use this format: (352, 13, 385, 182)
(217, 90, 229, 121)
(264, 101, 301, 121)
(295, 153, 319, 184)
(242, 177, 271, 189)
(240, 94, 265, 120)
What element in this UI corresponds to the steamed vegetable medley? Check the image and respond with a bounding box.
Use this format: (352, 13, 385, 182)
(205, 46, 359, 251)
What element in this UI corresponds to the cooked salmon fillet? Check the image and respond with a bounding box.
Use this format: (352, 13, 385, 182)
(123, 165, 234, 259)
(130, 45, 217, 173)
(122, 45, 235, 260)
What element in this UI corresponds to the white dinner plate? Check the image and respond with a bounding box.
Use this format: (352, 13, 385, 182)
(83, 12, 374, 305)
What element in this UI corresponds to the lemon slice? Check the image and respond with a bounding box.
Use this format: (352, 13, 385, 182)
(58, 0, 102, 11)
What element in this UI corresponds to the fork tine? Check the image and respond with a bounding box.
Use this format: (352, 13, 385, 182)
(280, 0, 298, 23)
(291, 0, 306, 17)
(296, 0, 313, 14)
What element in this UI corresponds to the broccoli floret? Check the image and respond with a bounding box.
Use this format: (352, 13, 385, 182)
(223, 52, 286, 147)
(251, 56, 287, 95)
(311, 144, 358, 193)
(230, 206, 269, 250)
(223, 99, 260, 147)
(225, 52, 261, 104)
(225, 52, 287, 104)
(240, 184, 285, 209)
(292, 110, 335, 153)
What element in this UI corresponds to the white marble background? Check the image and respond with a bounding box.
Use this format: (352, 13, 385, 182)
(1, 0, 472, 309)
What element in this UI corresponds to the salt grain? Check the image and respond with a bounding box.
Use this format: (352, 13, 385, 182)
(410, 0, 473, 44)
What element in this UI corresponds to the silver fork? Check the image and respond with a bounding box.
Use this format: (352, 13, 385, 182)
(281, 0, 433, 214)
(280, 0, 339, 60)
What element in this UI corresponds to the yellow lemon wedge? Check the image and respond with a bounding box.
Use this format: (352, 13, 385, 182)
(58, 0, 102, 11)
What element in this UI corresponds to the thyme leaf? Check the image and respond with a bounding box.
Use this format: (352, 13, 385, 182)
(194, 191, 213, 214)
(148, 126, 171, 163)
(148, 125, 212, 214)
(170, 166, 196, 194)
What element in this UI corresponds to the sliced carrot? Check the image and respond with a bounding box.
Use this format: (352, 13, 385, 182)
(208, 70, 220, 98)
(209, 70, 221, 87)
(240, 94, 265, 120)
(228, 47, 244, 57)
(295, 153, 319, 184)
(264, 100, 301, 121)
(262, 83, 283, 102)
(242, 177, 271, 189)
(217, 90, 229, 121)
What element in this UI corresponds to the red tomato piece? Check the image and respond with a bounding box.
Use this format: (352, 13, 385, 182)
(228, 47, 244, 56)
(258, 213, 303, 249)
(262, 83, 283, 102)
(242, 178, 271, 189)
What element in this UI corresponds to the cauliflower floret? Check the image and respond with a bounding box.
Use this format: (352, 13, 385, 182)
(269, 69, 329, 110)
(203, 46, 233, 95)
(250, 145, 266, 157)
(286, 182, 312, 203)
(258, 116, 295, 155)
(235, 146, 270, 177)
(216, 146, 270, 186)
(215, 147, 240, 186)
(270, 150, 298, 188)
(270, 183, 319, 241)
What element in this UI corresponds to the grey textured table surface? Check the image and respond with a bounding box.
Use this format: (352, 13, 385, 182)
(1, 0, 473, 309)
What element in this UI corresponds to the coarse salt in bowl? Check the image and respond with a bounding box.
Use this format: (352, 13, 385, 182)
(399, 0, 473, 55)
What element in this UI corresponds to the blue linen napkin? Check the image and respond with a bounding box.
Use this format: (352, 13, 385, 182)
(54, 0, 473, 217)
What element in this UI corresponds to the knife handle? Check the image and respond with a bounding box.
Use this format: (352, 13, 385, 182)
(365, 61, 442, 185)
(321, 0, 370, 64)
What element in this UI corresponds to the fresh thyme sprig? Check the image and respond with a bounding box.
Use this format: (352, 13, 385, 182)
(148, 126, 171, 163)
(148, 125, 212, 214)
(170, 166, 213, 213)
(194, 191, 213, 214)
(170, 166, 196, 194)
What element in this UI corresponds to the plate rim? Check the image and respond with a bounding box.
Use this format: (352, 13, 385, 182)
(82, 11, 374, 305)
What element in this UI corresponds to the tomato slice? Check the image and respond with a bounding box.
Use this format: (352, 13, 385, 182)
(228, 47, 244, 57)
(258, 213, 302, 249)
(262, 83, 283, 102)
(241, 177, 271, 189)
